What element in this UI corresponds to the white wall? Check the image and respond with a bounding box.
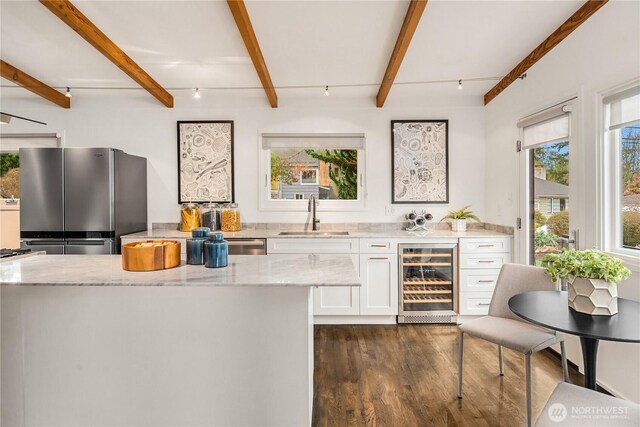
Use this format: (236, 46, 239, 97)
(484, 1, 640, 402)
(0, 93, 485, 226)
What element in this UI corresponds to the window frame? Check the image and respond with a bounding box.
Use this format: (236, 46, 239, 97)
(599, 80, 640, 269)
(299, 169, 319, 185)
(258, 132, 367, 212)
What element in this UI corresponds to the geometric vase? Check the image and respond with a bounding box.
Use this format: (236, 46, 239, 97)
(567, 277, 618, 316)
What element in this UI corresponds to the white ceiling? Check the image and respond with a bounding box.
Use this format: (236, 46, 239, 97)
(0, 0, 587, 104)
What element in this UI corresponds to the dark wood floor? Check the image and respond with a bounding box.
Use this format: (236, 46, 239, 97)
(313, 325, 584, 427)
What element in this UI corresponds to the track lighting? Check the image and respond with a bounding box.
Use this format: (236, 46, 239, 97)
(65, 87, 72, 98)
(193, 88, 201, 99)
(324, 85, 329, 97)
(458, 80, 463, 90)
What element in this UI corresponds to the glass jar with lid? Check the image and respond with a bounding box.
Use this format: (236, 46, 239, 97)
(180, 203, 201, 232)
(200, 203, 220, 231)
(221, 203, 241, 232)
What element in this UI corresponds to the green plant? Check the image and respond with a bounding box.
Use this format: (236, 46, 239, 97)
(0, 153, 19, 178)
(440, 205, 480, 222)
(623, 211, 640, 248)
(542, 249, 632, 283)
(534, 231, 558, 249)
(547, 210, 569, 236)
(270, 151, 296, 185)
(534, 210, 547, 229)
(305, 149, 358, 199)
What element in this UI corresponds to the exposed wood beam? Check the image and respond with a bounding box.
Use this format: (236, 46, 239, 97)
(0, 60, 70, 109)
(39, 0, 173, 108)
(484, 0, 608, 105)
(376, 0, 428, 108)
(227, 0, 278, 108)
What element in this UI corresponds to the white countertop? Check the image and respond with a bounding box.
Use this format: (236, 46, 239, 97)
(0, 254, 361, 287)
(122, 228, 512, 240)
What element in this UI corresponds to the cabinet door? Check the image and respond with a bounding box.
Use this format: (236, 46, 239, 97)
(313, 254, 360, 315)
(359, 254, 398, 315)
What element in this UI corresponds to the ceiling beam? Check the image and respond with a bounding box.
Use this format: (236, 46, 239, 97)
(39, 0, 173, 108)
(1, 60, 70, 109)
(376, 0, 428, 108)
(227, 0, 278, 108)
(484, 0, 608, 105)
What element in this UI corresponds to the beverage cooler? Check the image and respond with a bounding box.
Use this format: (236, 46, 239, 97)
(398, 243, 458, 324)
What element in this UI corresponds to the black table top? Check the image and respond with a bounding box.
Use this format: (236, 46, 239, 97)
(509, 291, 640, 343)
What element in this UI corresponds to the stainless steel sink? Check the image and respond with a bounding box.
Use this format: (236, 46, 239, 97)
(278, 231, 350, 236)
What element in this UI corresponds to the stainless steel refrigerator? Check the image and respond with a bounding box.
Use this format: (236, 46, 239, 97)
(20, 147, 147, 254)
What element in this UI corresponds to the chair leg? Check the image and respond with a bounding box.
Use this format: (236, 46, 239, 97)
(458, 330, 464, 398)
(560, 341, 570, 382)
(525, 353, 532, 427)
(499, 345, 504, 376)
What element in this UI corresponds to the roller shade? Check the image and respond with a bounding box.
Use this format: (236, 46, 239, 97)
(522, 114, 570, 149)
(0, 134, 60, 152)
(604, 86, 640, 131)
(262, 133, 365, 149)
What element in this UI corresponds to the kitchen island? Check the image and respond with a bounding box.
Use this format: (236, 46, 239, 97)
(1, 254, 360, 427)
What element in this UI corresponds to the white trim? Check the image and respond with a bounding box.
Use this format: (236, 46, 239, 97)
(258, 132, 367, 212)
(299, 169, 318, 185)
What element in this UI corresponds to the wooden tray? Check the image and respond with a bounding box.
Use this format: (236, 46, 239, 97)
(122, 240, 181, 271)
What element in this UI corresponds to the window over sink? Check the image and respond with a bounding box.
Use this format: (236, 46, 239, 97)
(259, 133, 366, 211)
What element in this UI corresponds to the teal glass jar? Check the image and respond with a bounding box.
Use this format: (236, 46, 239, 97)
(204, 232, 228, 268)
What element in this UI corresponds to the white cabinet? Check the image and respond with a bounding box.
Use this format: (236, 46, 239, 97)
(268, 238, 361, 316)
(359, 254, 398, 315)
(458, 237, 512, 316)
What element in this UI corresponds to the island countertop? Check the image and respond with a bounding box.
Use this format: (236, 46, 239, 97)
(0, 254, 361, 287)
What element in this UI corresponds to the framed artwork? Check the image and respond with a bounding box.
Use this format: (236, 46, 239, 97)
(177, 120, 234, 203)
(391, 120, 449, 204)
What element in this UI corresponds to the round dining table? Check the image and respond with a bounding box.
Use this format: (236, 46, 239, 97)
(508, 291, 640, 390)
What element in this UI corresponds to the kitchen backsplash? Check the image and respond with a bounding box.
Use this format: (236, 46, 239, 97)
(152, 221, 514, 235)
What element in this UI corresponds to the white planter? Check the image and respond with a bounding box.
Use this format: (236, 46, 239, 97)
(567, 277, 618, 316)
(451, 219, 467, 232)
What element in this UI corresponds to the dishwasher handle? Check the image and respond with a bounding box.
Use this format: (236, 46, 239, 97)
(226, 238, 266, 255)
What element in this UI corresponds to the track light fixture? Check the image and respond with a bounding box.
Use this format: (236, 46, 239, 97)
(194, 88, 201, 99)
(324, 85, 329, 97)
(65, 87, 72, 98)
(458, 80, 463, 90)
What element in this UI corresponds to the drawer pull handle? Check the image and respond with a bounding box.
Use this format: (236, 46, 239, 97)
(370, 257, 388, 260)
(370, 244, 387, 248)
(478, 303, 491, 306)
(478, 260, 495, 263)
(477, 280, 495, 283)
(477, 244, 495, 248)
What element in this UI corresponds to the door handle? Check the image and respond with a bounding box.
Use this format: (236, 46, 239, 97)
(477, 280, 495, 283)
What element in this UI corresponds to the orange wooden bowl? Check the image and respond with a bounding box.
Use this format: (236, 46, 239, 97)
(122, 240, 181, 271)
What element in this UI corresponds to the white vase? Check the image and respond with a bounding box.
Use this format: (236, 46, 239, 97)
(451, 219, 467, 232)
(567, 277, 618, 316)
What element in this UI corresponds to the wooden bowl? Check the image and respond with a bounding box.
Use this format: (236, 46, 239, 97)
(122, 240, 181, 271)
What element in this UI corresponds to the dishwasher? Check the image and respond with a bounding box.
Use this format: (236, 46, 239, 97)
(226, 238, 267, 255)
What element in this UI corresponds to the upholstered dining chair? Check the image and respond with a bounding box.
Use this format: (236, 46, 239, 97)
(457, 263, 570, 427)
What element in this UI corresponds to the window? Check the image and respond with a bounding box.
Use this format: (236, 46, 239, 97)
(603, 84, 640, 258)
(260, 133, 366, 211)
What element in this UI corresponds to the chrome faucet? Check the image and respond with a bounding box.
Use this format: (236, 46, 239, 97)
(308, 195, 320, 231)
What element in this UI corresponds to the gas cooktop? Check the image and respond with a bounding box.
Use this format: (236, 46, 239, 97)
(0, 248, 32, 258)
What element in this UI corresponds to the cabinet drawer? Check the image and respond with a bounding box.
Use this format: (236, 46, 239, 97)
(459, 269, 501, 293)
(459, 238, 512, 254)
(359, 239, 397, 254)
(459, 292, 493, 315)
(267, 238, 359, 254)
(459, 253, 511, 269)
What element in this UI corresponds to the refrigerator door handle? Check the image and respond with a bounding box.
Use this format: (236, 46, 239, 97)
(25, 240, 66, 245)
(66, 240, 106, 246)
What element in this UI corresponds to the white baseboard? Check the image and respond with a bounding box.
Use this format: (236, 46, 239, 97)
(314, 315, 397, 325)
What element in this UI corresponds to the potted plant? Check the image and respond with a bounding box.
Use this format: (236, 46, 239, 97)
(440, 205, 480, 232)
(542, 249, 631, 316)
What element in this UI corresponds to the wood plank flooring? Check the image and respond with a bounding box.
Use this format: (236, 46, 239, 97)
(313, 325, 584, 427)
